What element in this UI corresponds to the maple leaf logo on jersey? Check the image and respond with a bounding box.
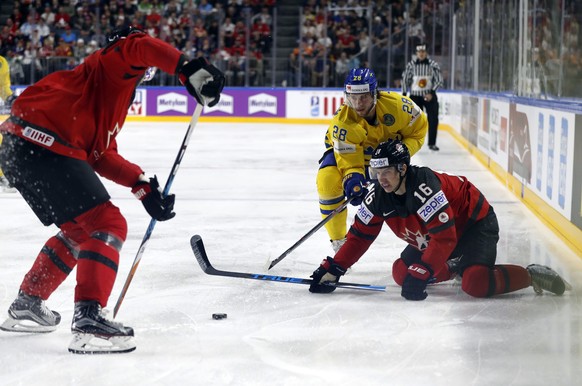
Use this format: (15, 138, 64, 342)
(401, 228, 430, 250)
(106, 123, 121, 149)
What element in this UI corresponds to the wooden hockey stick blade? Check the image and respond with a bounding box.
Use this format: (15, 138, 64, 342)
(190, 235, 385, 292)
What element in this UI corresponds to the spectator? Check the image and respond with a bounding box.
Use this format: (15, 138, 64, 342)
(207, 19, 220, 49)
(252, 7, 272, 26)
(193, 18, 208, 48)
(138, 0, 153, 16)
(221, 16, 235, 48)
(54, 38, 73, 58)
(21, 40, 42, 84)
(198, 37, 213, 59)
(54, 6, 71, 29)
(5, 18, 18, 38)
(182, 40, 197, 59)
(286, 51, 298, 87)
(60, 26, 77, 44)
(232, 20, 247, 47)
(198, 0, 215, 20)
(251, 18, 271, 54)
(122, 0, 138, 17)
(85, 40, 99, 56)
(69, 6, 85, 31)
(38, 37, 55, 58)
(74, 38, 88, 62)
(164, 0, 182, 16)
(7, 50, 24, 85)
(335, 51, 349, 87)
(19, 15, 38, 39)
(36, 18, 51, 40)
(248, 40, 264, 86)
(41, 5, 56, 26)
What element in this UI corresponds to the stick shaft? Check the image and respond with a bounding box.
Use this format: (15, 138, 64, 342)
(191, 235, 385, 292)
(113, 104, 203, 318)
(267, 196, 355, 270)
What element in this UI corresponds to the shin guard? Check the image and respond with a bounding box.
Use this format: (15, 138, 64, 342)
(20, 233, 79, 300)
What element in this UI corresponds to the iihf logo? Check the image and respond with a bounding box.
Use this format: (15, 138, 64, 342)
(310, 96, 320, 117)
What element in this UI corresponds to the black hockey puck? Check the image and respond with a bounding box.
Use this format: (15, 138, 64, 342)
(212, 313, 227, 320)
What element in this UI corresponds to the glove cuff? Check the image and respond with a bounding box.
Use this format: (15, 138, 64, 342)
(179, 57, 209, 77)
(342, 172, 365, 188)
(131, 182, 150, 200)
(326, 256, 347, 277)
(407, 262, 433, 281)
(175, 54, 190, 75)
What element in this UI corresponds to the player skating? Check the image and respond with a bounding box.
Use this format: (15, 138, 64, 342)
(316, 68, 428, 253)
(310, 139, 570, 299)
(0, 26, 224, 353)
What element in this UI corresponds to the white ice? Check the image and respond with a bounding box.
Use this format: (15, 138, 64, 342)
(1, 122, 581, 386)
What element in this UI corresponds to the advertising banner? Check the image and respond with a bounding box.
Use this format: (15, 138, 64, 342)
(484, 99, 509, 169)
(286, 90, 344, 119)
(127, 89, 147, 116)
(516, 104, 575, 219)
(438, 93, 463, 135)
(144, 87, 286, 118)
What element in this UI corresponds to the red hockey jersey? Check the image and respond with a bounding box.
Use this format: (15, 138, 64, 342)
(334, 166, 491, 274)
(0, 32, 187, 187)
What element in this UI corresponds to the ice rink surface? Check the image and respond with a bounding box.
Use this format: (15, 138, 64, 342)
(1, 121, 581, 386)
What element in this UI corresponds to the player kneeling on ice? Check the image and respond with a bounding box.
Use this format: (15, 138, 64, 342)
(0, 26, 224, 354)
(309, 139, 571, 299)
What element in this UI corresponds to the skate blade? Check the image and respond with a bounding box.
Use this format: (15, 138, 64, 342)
(563, 278, 573, 292)
(68, 332, 136, 354)
(0, 317, 58, 333)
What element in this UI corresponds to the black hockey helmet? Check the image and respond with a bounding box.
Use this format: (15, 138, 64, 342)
(370, 139, 410, 173)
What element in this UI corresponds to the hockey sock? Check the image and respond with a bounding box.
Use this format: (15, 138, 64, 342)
(73, 202, 127, 307)
(76, 234, 123, 307)
(462, 264, 530, 297)
(20, 234, 78, 300)
(320, 197, 348, 241)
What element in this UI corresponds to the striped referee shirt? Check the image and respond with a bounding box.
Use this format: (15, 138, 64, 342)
(402, 57, 443, 97)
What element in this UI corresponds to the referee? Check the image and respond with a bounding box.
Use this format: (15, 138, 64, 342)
(402, 44, 443, 151)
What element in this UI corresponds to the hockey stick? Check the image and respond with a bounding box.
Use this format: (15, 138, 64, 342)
(191, 235, 386, 291)
(267, 196, 356, 270)
(113, 103, 204, 318)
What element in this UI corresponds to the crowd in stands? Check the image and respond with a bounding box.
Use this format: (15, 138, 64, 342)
(524, 2, 582, 97)
(290, 0, 376, 88)
(290, 0, 450, 88)
(0, 0, 580, 95)
(0, 0, 275, 86)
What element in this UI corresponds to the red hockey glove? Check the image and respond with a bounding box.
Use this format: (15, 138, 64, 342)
(179, 57, 225, 107)
(342, 173, 366, 206)
(132, 175, 175, 221)
(309, 257, 347, 293)
(401, 262, 433, 301)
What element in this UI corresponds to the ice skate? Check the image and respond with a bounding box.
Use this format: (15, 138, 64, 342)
(331, 238, 346, 253)
(0, 290, 61, 333)
(68, 300, 136, 354)
(527, 264, 572, 295)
